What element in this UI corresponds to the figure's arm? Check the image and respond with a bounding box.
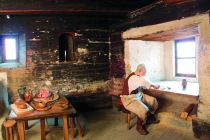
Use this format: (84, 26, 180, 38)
(150, 84, 160, 89)
(142, 77, 160, 89)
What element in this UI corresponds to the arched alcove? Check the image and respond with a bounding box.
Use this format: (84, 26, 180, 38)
(59, 33, 75, 62)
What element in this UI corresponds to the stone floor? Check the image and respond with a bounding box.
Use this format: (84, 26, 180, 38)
(1, 107, 198, 140)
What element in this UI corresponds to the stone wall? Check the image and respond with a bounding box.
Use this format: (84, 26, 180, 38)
(110, 32, 125, 78)
(0, 15, 112, 108)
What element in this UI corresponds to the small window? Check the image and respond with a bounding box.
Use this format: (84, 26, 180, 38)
(59, 33, 76, 62)
(0, 34, 26, 68)
(175, 37, 196, 77)
(3, 36, 18, 62)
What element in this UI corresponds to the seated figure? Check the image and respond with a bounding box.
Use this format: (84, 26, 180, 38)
(120, 64, 160, 135)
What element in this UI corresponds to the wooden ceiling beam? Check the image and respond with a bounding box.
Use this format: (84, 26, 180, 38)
(163, 0, 195, 4)
(125, 24, 199, 41)
(0, 9, 128, 14)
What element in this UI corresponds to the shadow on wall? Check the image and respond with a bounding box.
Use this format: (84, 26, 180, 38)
(0, 72, 10, 115)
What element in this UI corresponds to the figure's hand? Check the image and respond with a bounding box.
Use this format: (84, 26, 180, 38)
(153, 84, 160, 89)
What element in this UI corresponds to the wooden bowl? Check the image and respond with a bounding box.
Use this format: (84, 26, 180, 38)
(36, 101, 46, 109)
(14, 99, 27, 109)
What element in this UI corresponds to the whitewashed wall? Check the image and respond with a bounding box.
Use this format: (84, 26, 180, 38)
(124, 40, 165, 82)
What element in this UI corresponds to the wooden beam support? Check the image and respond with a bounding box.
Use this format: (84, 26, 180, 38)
(0, 9, 128, 14)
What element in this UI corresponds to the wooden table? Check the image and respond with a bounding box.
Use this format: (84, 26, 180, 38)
(8, 102, 77, 140)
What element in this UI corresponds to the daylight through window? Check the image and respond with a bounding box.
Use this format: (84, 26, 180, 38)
(175, 37, 196, 77)
(4, 38, 17, 60)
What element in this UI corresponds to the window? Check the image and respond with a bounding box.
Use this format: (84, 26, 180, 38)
(2, 36, 18, 62)
(0, 34, 26, 68)
(175, 37, 196, 77)
(59, 33, 76, 62)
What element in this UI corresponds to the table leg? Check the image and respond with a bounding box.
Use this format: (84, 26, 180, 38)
(25, 121, 29, 130)
(75, 116, 83, 137)
(40, 118, 46, 140)
(69, 117, 74, 139)
(17, 120, 25, 140)
(54, 117, 58, 126)
(62, 115, 69, 140)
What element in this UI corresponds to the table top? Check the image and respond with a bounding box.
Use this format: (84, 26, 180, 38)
(8, 97, 77, 120)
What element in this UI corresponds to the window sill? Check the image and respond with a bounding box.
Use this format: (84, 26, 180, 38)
(174, 76, 198, 83)
(0, 62, 25, 68)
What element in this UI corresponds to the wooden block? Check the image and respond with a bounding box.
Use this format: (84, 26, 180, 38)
(180, 112, 188, 119)
(180, 104, 194, 119)
(186, 114, 197, 122)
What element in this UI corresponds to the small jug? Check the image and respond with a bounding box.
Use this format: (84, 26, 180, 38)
(182, 79, 187, 89)
(24, 90, 33, 102)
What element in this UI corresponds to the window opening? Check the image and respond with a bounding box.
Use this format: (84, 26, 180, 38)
(59, 33, 75, 62)
(1, 35, 19, 63)
(175, 37, 196, 77)
(4, 38, 17, 61)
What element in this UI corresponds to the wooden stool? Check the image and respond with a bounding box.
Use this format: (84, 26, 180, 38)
(126, 113, 131, 129)
(3, 119, 17, 140)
